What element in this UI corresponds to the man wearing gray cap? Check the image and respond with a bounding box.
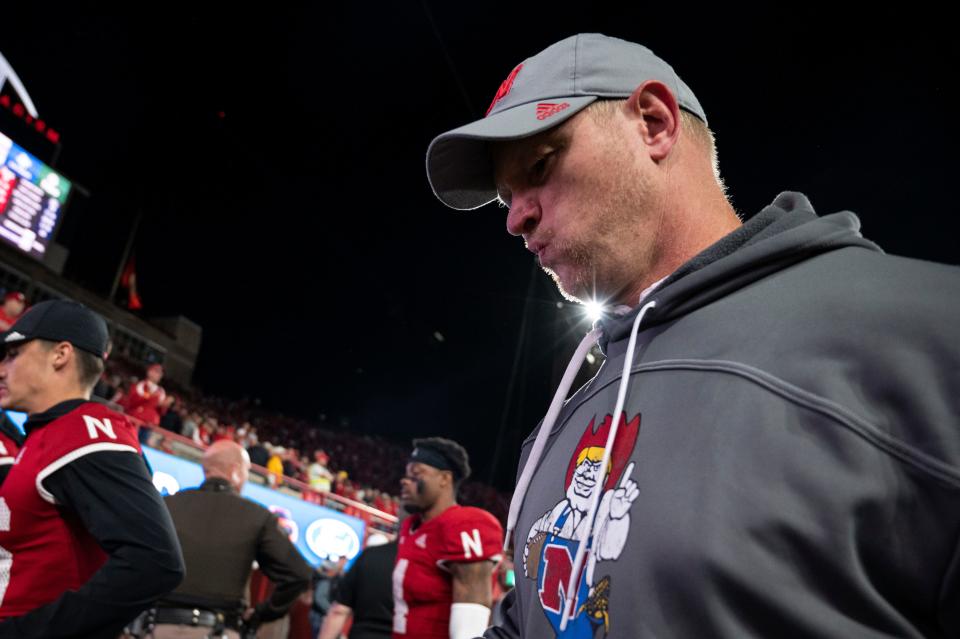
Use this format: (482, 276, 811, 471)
(426, 34, 960, 638)
(0, 299, 185, 639)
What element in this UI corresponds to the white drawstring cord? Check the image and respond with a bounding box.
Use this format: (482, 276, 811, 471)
(503, 327, 602, 551)
(558, 300, 655, 631)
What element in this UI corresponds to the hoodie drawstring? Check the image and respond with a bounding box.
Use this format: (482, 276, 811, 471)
(558, 300, 656, 631)
(504, 326, 602, 552)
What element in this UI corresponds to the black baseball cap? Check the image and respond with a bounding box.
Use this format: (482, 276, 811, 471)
(1, 299, 109, 359)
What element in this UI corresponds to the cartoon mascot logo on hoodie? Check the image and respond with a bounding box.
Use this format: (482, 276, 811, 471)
(523, 413, 640, 638)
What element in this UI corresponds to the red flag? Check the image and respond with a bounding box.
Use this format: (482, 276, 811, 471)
(120, 255, 143, 311)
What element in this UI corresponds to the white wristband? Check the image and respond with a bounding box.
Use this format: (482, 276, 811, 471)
(449, 602, 491, 639)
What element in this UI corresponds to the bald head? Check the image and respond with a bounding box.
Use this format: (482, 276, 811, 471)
(202, 440, 251, 491)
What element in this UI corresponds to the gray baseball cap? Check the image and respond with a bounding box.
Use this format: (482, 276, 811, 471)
(426, 33, 707, 211)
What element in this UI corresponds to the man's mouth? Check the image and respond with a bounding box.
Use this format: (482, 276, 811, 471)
(526, 240, 548, 261)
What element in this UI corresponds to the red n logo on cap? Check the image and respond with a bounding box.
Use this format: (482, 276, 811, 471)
(486, 63, 523, 116)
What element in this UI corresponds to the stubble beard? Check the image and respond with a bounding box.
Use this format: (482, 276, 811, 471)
(544, 158, 659, 306)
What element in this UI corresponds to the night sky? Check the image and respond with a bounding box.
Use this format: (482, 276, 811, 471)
(3, 6, 957, 489)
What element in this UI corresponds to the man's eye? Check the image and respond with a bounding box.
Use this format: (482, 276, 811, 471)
(530, 153, 552, 181)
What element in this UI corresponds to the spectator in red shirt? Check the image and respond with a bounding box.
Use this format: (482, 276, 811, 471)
(120, 363, 170, 426)
(0, 292, 26, 331)
(213, 425, 232, 443)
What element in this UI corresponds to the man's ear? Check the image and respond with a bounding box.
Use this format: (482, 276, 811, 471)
(625, 80, 681, 162)
(50, 341, 74, 373)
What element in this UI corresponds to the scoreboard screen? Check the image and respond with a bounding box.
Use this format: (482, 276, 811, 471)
(0, 128, 70, 259)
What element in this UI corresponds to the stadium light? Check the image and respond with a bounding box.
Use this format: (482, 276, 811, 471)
(583, 300, 605, 323)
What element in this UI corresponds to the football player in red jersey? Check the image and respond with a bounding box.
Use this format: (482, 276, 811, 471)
(0, 300, 184, 639)
(393, 437, 503, 639)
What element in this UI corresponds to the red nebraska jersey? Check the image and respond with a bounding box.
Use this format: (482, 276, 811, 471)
(121, 380, 166, 425)
(0, 402, 141, 618)
(392, 505, 503, 639)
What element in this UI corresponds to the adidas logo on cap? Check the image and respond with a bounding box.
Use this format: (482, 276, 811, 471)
(535, 102, 571, 121)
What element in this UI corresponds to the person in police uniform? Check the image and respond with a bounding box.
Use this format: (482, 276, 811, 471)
(143, 440, 312, 638)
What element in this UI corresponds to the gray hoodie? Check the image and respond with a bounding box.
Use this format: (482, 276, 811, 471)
(485, 192, 960, 638)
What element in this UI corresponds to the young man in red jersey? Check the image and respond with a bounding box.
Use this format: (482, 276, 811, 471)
(0, 299, 184, 639)
(393, 437, 503, 639)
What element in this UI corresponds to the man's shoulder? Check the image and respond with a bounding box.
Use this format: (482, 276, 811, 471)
(873, 252, 960, 310)
(441, 505, 502, 530)
(710, 246, 960, 348)
(47, 401, 134, 429)
(166, 486, 278, 537)
(167, 484, 268, 510)
(807, 246, 960, 302)
(432, 506, 504, 562)
(31, 402, 139, 460)
(794, 249, 960, 347)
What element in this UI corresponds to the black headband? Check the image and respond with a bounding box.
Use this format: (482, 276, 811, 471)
(409, 446, 460, 479)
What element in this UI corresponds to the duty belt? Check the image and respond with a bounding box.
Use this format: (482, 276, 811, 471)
(151, 606, 226, 628)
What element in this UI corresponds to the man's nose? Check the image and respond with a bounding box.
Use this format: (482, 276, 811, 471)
(506, 191, 541, 237)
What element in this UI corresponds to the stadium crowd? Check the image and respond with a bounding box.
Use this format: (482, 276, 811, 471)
(93, 353, 509, 527)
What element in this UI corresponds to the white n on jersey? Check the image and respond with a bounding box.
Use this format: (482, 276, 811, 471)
(460, 528, 482, 559)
